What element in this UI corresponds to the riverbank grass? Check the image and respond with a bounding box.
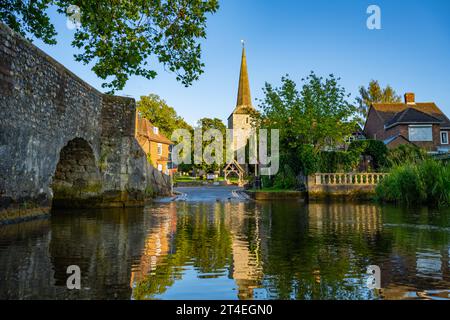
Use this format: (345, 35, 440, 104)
(376, 159, 450, 206)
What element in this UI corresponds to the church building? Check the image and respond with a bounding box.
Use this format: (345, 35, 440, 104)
(227, 43, 256, 153)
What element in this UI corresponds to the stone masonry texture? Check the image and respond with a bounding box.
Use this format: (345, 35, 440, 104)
(0, 23, 171, 224)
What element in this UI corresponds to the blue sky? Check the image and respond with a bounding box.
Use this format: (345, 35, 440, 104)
(35, 0, 450, 126)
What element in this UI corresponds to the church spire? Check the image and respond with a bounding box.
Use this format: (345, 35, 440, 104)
(236, 41, 253, 108)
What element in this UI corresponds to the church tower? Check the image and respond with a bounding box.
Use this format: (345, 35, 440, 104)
(227, 43, 255, 152)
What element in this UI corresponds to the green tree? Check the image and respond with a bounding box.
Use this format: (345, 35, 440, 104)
(257, 72, 358, 153)
(1, 0, 219, 91)
(356, 80, 401, 121)
(194, 117, 226, 173)
(137, 94, 192, 138)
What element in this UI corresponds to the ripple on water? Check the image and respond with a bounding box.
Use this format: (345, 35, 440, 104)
(0, 200, 449, 300)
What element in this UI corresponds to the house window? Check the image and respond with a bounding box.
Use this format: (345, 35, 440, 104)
(246, 117, 249, 124)
(441, 131, 449, 145)
(153, 127, 159, 135)
(408, 125, 433, 142)
(157, 143, 163, 156)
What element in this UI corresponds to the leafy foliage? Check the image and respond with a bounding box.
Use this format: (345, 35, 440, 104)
(296, 140, 387, 175)
(1, 0, 219, 91)
(297, 144, 319, 176)
(194, 117, 227, 173)
(253, 72, 359, 189)
(273, 164, 298, 190)
(385, 144, 429, 167)
(356, 80, 401, 122)
(255, 72, 358, 152)
(348, 139, 388, 169)
(137, 94, 192, 138)
(318, 151, 360, 173)
(0, 0, 57, 44)
(376, 160, 450, 206)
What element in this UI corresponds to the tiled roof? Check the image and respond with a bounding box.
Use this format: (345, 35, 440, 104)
(384, 108, 441, 128)
(135, 114, 173, 145)
(371, 102, 450, 128)
(383, 134, 417, 146)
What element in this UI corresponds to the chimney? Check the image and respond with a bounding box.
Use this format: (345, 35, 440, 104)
(404, 92, 415, 104)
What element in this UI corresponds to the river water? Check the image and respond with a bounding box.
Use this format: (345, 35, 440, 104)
(0, 187, 449, 300)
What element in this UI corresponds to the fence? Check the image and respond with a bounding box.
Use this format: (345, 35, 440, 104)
(311, 173, 388, 186)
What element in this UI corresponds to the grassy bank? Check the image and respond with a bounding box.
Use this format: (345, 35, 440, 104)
(376, 159, 450, 206)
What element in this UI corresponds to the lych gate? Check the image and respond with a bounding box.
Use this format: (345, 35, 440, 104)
(223, 159, 245, 185)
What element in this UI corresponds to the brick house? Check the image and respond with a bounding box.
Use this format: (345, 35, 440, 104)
(363, 93, 450, 153)
(135, 113, 173, 174)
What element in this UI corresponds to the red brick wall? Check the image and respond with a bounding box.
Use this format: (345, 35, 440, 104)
(388, 124, 442, 151)
(363, 108, 385, 139)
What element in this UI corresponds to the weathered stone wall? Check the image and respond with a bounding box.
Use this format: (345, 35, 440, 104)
(306, 175, 379, 201)
(99, 95, 171, 207)
(0, 23, 171, 223)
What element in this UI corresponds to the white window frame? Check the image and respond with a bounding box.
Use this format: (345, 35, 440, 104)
(157, 143, 163, 156)
(153, 127, 159, 135)
(441, 131, 449, 145)
(408, 125, 433, 142)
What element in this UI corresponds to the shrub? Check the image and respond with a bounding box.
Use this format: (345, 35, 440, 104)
(318, 150, 360, 173)
(298, 145, 360, 174)
(376, 164, 426, 205)
(298, 145, 319, 175)
(273, 164, 298, 190)
(376, 160, 450, 206)
(386, 144, 428, 167)
(417, 159, 450, 205)
(348, 140, 388, 169)
(262, 175, 274, 188)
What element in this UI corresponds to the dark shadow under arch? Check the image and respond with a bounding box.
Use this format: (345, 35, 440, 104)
(51, 138, 102, 208)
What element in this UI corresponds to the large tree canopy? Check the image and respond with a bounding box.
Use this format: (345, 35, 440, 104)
(194, 117, 226, 173)
(356, 80, 401, 121)
(0, 0, 219, 92)
(137, 93, 192, 137)
(256, 72, 359, 152)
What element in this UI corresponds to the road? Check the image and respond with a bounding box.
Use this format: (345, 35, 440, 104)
(174, 186, 247, 202)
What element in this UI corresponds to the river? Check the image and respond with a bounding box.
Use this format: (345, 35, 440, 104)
(0, 186, 449, 300)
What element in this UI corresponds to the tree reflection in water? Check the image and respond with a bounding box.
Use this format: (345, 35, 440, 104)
(0, 201, 449, 300)
(129, 202, 450, 300)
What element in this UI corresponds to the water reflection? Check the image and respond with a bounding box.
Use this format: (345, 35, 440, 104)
(0, 201, 449, 300)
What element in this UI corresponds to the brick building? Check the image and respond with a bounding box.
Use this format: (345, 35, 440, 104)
(363, 93, 450, 153)
(135, 113, 173, 174)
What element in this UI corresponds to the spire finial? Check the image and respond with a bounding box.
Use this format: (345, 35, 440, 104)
(236, 40, 252, 108)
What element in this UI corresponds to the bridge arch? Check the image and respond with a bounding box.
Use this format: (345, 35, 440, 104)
(51, 138, 102, 208)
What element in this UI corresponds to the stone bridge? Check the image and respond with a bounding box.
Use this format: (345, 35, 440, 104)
(0, 24, 171, 224)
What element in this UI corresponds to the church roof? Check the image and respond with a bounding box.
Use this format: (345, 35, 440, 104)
(229, 44, 254, 119)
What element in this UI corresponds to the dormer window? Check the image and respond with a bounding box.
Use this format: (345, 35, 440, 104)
(153, 127, 159, 135)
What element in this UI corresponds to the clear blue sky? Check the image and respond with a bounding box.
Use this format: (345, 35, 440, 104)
(35, 0, 450, 126)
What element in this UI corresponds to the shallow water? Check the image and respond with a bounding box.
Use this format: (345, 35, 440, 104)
(0, 189, 449, 300)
